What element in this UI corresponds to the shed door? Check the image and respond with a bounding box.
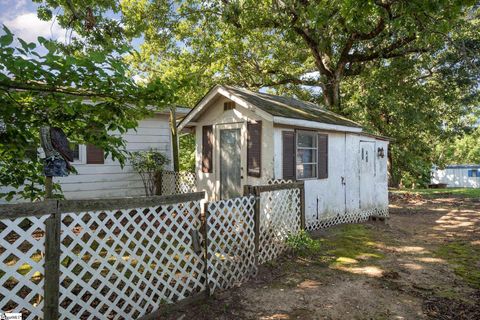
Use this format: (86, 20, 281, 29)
(220, 128, 242, 199)
(359, 141, 375, 209)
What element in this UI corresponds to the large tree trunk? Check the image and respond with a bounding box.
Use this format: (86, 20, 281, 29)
(322, 76, 342, 112)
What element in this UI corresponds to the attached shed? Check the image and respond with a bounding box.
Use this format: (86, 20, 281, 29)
(431, 164, 480, 188)
(0, 108, 189, 203)
(178, 85, 390, 228)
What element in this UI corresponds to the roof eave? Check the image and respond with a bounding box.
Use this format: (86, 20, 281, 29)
(273, 116, 363, 133)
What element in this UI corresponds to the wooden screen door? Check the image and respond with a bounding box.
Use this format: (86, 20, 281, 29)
(220, 128, 242, 199)
(359, 141, 376, 209)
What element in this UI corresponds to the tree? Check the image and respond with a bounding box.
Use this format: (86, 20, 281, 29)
(0, 27, 171, 201)
(37, 1, 480, 186)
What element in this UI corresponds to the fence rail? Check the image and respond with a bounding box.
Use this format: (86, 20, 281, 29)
(0, 183, 304, 320)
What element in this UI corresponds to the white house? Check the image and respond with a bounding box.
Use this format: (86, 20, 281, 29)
(0, 108, 189, 203)
(178, 85, 390, 227)
(431, 164, 480, 188)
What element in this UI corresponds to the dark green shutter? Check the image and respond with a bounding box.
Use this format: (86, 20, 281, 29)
(202, 125, 213, 173)
(282, 131, 295, 180)
(247, 121, 262, 177)
(317, 134, 328, 179)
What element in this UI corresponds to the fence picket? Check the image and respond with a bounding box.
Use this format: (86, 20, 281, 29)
(0, 181, 306, 319)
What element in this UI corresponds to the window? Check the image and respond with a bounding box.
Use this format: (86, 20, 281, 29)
(468, 169, 480, 177)
(70, 143, 80, 161)
(296, 131, 317, 179)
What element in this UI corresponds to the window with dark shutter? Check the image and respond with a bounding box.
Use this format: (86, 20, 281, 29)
(282, 131, 295, 180)
(202, 125, 213, 173)
(86, 144, 104, 164)
(247, 121, 262, 177)
(317, 134, 328, 179)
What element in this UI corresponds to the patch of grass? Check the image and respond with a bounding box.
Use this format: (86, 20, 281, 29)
(287, 225, 384, 268)
(321, 224, 384, 267)
(435, 241, 480, 289)
(390, 188, 480, 198)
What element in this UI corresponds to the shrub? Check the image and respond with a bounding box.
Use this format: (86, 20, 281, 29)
(130, 149, 169, 196)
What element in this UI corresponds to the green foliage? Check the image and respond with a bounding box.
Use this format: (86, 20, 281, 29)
(130, 149, 169, 196)
(179, 133, 195, 172)
(32, 1, 480, 186)
(435, 241, 480, 288)
(436, 126, 480, 165)
(0, 27, 172, 201)
(286, 231, 321, 257)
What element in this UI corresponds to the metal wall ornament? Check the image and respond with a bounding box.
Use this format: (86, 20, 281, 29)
(377, 147, 385, 158)
(40, 126, 74, 177)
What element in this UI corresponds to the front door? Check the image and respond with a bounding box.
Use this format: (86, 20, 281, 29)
(359, 141, 375, 209)
(220, 128, 242, 199)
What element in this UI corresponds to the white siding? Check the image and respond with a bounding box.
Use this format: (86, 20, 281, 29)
(432, 167, 480, 188)
(1, 114, 173, 202)
(273, 129, 389, 222)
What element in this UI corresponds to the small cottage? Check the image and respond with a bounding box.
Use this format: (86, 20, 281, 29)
(178, 85, 390, 226)
(431, 164, 480, 188)
(0, 108, 190, 203)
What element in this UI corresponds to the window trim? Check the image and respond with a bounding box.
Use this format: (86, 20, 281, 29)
(71, 144, 87, 164)
(295, 130, 318, 180)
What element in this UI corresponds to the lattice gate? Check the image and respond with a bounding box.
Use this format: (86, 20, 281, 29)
(258, 188, 301, 264)
(205, 196, 257, 293)
(58, 199, 206, 320)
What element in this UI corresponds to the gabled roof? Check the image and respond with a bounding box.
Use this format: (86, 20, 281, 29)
(221, 86, 362, 128)
(178, 85, 365, 133)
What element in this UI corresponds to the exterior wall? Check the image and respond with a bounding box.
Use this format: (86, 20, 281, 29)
(273, 127, 389, 222)
(1, 114, 173, 202)
(195, 96, 274, 200)
(431, 166, 480, 188)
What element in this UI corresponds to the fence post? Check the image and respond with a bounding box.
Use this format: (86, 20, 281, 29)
(44, 200, 61, 320)
(202, 202, 210, 295)
(252, 186, 261, 266)
(299, 182, 305, 230)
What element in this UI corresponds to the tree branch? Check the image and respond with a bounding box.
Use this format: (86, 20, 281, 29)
(346, 35, 426, 62)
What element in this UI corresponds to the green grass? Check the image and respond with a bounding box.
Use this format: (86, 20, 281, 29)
(390, 188, 480, 198)
(435, 241, 480, 289)
(288, 225, 384, 268)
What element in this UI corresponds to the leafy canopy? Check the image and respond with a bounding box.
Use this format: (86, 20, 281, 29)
(0, 26, 171, 201)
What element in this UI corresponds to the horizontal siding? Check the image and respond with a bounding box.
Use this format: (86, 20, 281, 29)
(0, 115, 173, 202)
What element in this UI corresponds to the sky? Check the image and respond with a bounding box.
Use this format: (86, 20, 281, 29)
(0, 0, 69, 43)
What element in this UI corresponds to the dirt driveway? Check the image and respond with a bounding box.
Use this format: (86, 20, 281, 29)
(164, 194, 480, 320)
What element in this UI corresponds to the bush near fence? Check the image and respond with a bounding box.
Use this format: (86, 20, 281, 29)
(0, 182, 304, 320)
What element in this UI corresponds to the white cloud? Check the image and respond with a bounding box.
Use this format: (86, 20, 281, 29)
(4, 12, 68, 43)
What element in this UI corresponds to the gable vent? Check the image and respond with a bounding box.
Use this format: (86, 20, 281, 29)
(224, 101, 235, 111)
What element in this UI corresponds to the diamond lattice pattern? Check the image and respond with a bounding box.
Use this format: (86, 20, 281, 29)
(59, 200, 205, 320)
(161, 171, 196, 195)
(0, 215, 48, 320)
(258, 188, 301, 264)
(206, 196, 256, 293)
(307, 207, 389, 230)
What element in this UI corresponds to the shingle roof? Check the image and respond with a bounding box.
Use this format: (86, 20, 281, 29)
(222, 86, 362, 128)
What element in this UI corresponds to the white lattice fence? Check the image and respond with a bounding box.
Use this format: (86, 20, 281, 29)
(0, 215, 48, 320)
(161, 171, 196, 195)
(306, 207, 389, 230)
(258, 188, 301, 264)
(205, 196, 256, 293)
(267, 179, 293, 185)
(59, 200, 205, 319)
